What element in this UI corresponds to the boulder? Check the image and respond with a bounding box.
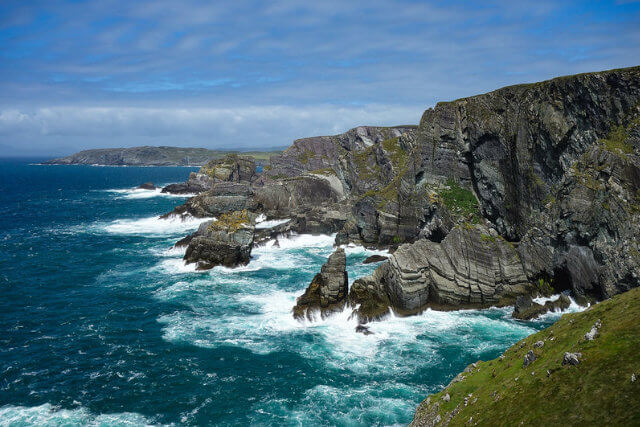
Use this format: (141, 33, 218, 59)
(293, 248, 348, 321)
(183, 210, 254, 269)
(523, 350, 537, 368)
(562, 352, 582, 366)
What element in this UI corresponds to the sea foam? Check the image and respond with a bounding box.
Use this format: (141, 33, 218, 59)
(0, 404, 159, 426)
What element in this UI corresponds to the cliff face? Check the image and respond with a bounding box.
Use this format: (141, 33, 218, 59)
(353, 66, 640, 315)
(166, 66, 640, 319)
(413, 67, 640, 240)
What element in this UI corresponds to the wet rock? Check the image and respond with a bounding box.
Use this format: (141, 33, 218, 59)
(293, 248, 348, 321)
(363, 254, 388, 264)
(355, 325, 373, 335)
(137, 182, 155, 190)
(355, 224, 533, 314)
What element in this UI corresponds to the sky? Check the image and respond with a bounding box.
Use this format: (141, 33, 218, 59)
(1, 0, 639, 156)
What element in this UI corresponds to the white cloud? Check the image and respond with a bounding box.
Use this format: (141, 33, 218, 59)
(0, 104, 422, 155)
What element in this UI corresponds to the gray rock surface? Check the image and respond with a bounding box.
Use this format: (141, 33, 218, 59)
(562, 352, 582, 366)
(523, 350, 537, 368)
(183, 211, 254, 270)
(293, 248, 349, 320)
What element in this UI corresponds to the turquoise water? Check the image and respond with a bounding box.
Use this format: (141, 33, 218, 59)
(0, 159, 565, 426)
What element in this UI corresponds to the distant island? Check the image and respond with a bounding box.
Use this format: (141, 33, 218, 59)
(43, 146, 283, 167)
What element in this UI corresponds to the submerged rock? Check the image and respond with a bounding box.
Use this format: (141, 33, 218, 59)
(293, 248, 348, 321)
(137, 182, 155, 190)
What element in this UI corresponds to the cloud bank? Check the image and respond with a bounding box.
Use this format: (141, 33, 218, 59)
(0, 0, 639, 155)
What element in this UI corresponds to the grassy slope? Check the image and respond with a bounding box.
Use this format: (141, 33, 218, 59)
(412, 287, 640, 426)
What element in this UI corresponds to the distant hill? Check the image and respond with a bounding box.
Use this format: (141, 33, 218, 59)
(43, 146, 282, 166)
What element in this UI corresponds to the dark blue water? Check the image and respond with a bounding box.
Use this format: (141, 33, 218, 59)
(0, 159, 562, 426)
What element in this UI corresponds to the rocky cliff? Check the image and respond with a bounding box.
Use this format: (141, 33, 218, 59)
(165, 66, 640, 320)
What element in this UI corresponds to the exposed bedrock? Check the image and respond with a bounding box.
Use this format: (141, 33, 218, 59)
(413, 66, 640, 240)
(293, 248, 349, 321)
(162, 154, 257, 194)
(351, 224, 535, 317)
(183, 210, 255, 270)
(166, 66, 640, 315)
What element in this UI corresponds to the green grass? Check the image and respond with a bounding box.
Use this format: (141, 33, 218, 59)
(208, 209, 250, 232)
(438, 179, 481, 220)
(600, 125, 634, 156)
(412, 287, 640, 426)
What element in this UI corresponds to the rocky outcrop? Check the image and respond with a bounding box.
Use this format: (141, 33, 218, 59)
(137, 182, 155, 190)
(183, 210, 254, 269)
(512, 294, 571, 320)
(165, 66, 640, 317)
(162, 154, 257, 195)
(293, 248, 349, 320)
(351, 224, 535, 316)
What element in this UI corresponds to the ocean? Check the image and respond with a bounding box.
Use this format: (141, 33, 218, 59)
(0, 158, 573, 426)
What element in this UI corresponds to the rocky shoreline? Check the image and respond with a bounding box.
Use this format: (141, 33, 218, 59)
(161, 66, 639, 328)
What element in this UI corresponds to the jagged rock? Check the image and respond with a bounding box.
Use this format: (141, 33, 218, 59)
(513, 295, 547, 320)
(513, 294, 571, 320)
(442, 393, 450, 402)
(562, 352, 582, 366)
(534, 341, 544, 348)
(349, 273, 392, 323)
(355, 325, 373, 335)
(523, 350, 537, 368)
(162, 66, 640, 315)
(183, 210, 254, 269)
(137, 182, 155, 190)
(162, 173, 211, 194)
(363, 255, 388, 264)
(163, 154, 257, 195)
(353, 224, 533, 314)
(293, 248, 348, 321)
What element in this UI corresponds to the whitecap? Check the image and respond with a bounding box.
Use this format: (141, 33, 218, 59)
(105, 187, 196, 199)
(99, 215, 211, 237)
(0, 403, 161, 426)
(255, 218, 291, 229)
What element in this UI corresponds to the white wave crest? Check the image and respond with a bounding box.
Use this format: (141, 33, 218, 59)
(105, 187, 195, 199)
(100, 215, 210, 237)
(0, 403, 160, 426)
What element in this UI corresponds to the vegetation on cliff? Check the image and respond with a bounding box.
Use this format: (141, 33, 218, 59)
(411, 287, 640, 426)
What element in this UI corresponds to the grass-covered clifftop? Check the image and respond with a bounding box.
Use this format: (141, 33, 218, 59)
(411, 287, 640, 426)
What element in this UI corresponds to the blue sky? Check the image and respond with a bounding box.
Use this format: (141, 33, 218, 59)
(1, 0, 639, 156)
